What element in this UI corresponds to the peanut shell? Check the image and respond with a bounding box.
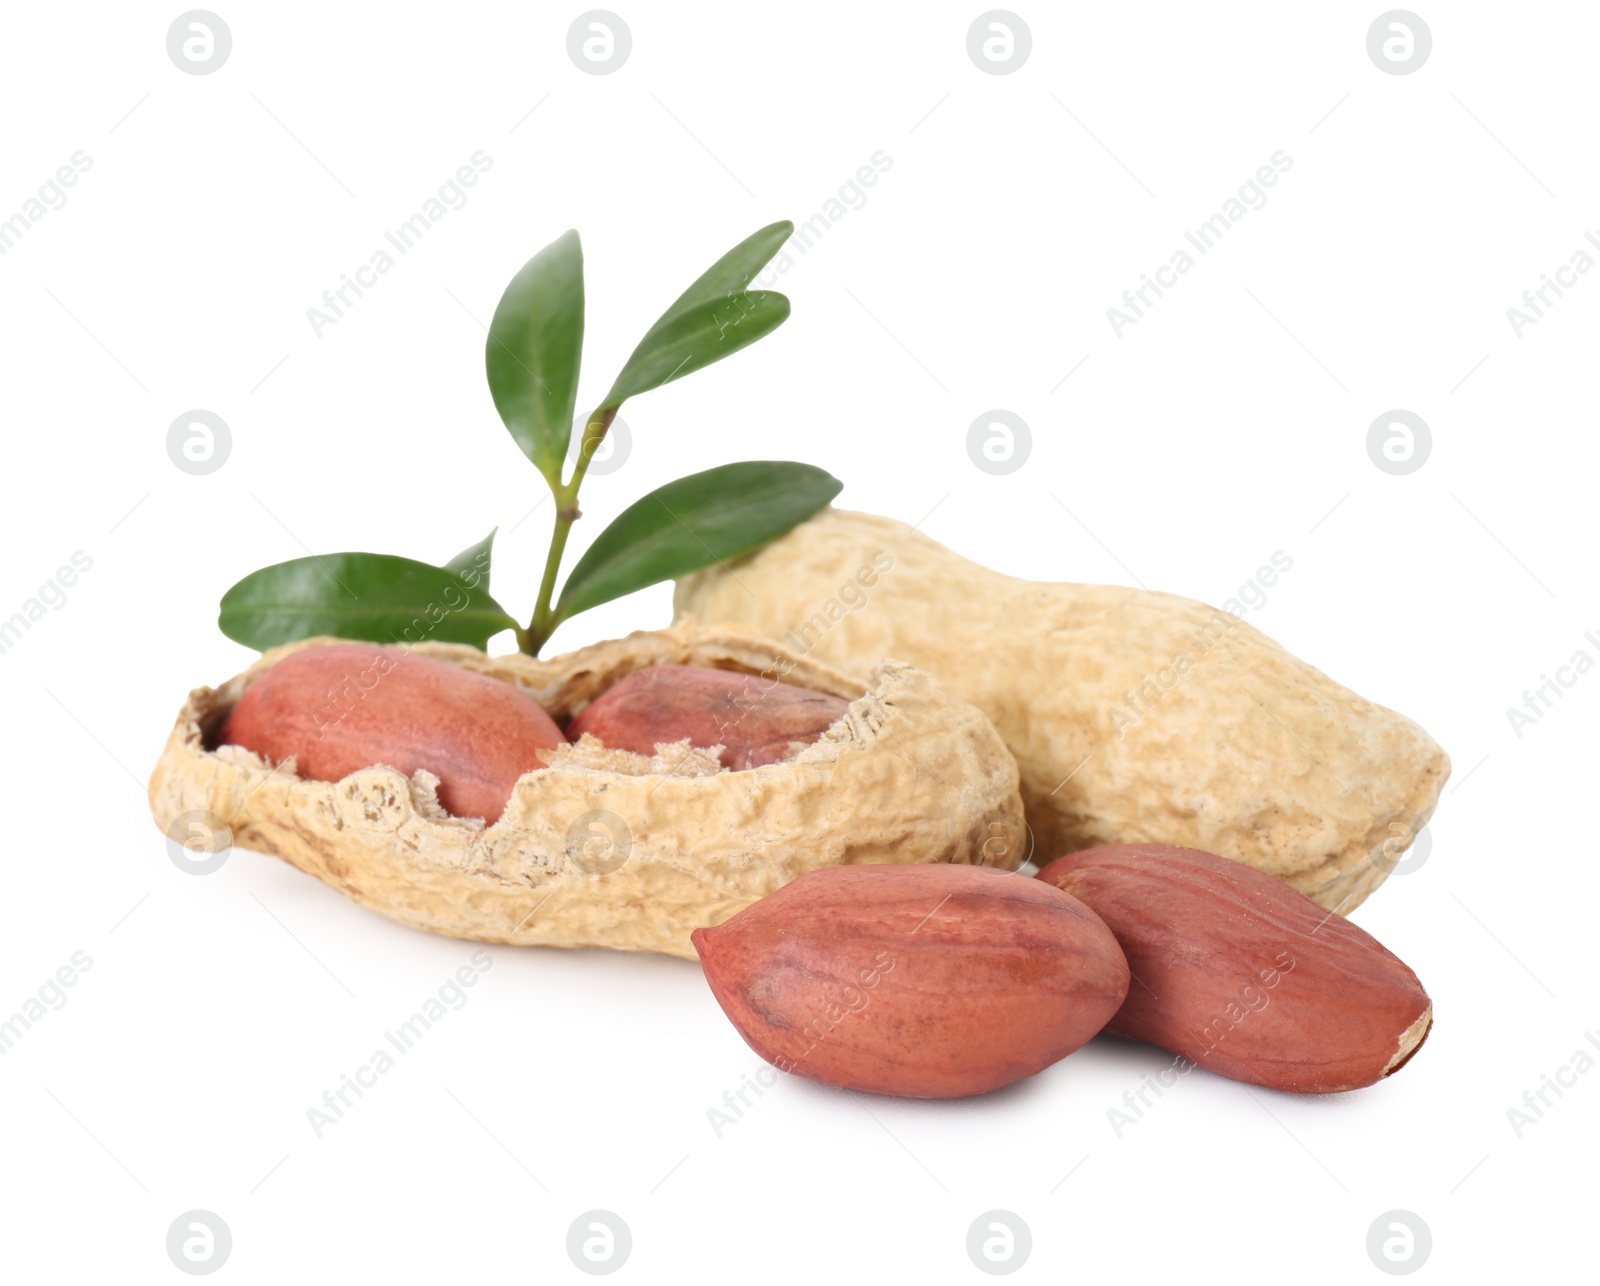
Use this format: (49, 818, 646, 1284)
(148, 627, 1025, 958)
(675, 508, 1450, 912)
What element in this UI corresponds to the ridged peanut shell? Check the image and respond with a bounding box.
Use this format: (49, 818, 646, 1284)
(674, 508, 1451, 912)
(148, 628, 1025, 958)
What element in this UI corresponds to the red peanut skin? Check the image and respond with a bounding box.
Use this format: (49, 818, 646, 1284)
(1036, 844, 1432, 1093)
(565, 664, 850, 771)
(217, 645, 566, 824)
(692, 864, 1131, 1099)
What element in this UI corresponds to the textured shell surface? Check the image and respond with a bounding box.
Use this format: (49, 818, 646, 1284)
(675, 509, 1451, 912)
(148, 627, 1026, 958)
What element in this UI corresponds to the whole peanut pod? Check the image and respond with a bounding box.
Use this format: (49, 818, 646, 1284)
(217, 644, 566, 823)
(1036, 844, 1433, 1093)
(693, 864, 1131, 1098)
(675, 508, 1451, 912)
(566, 663, 849, 769)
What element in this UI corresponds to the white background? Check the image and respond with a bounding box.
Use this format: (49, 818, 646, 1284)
(1, 1, 1593, 1280)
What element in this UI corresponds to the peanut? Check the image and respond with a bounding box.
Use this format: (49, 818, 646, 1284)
(564, 663, 849, 770)
(1036, 843, 1433, 1093)
(217, 643, 566, 824)
(675, 508, 1452, 912)
(152, 630, 1027, 956)
(692, 864, 1130, 1098)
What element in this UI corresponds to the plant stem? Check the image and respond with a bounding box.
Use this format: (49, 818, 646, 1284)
(523, 404, 618, 655)
(565, 403, 616, 502)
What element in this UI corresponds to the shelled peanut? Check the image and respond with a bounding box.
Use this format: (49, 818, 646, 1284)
(566, 663, 849, 770)
(1036, 843, 1433, 1093)
(218, 644, 567, 824)
(693, 864, 1130, 1098)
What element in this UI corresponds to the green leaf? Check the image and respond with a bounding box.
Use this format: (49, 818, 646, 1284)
(486, 229, 584, 482)
(553, 460, 840, 625)
(605, 291, 789, 407)
(444, 528, 499, 591)
(603, 221, 793, 407)
(219, 552, 519, 652)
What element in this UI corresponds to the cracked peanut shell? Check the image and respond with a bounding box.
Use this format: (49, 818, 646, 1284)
(147, 627, 1026, 959)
